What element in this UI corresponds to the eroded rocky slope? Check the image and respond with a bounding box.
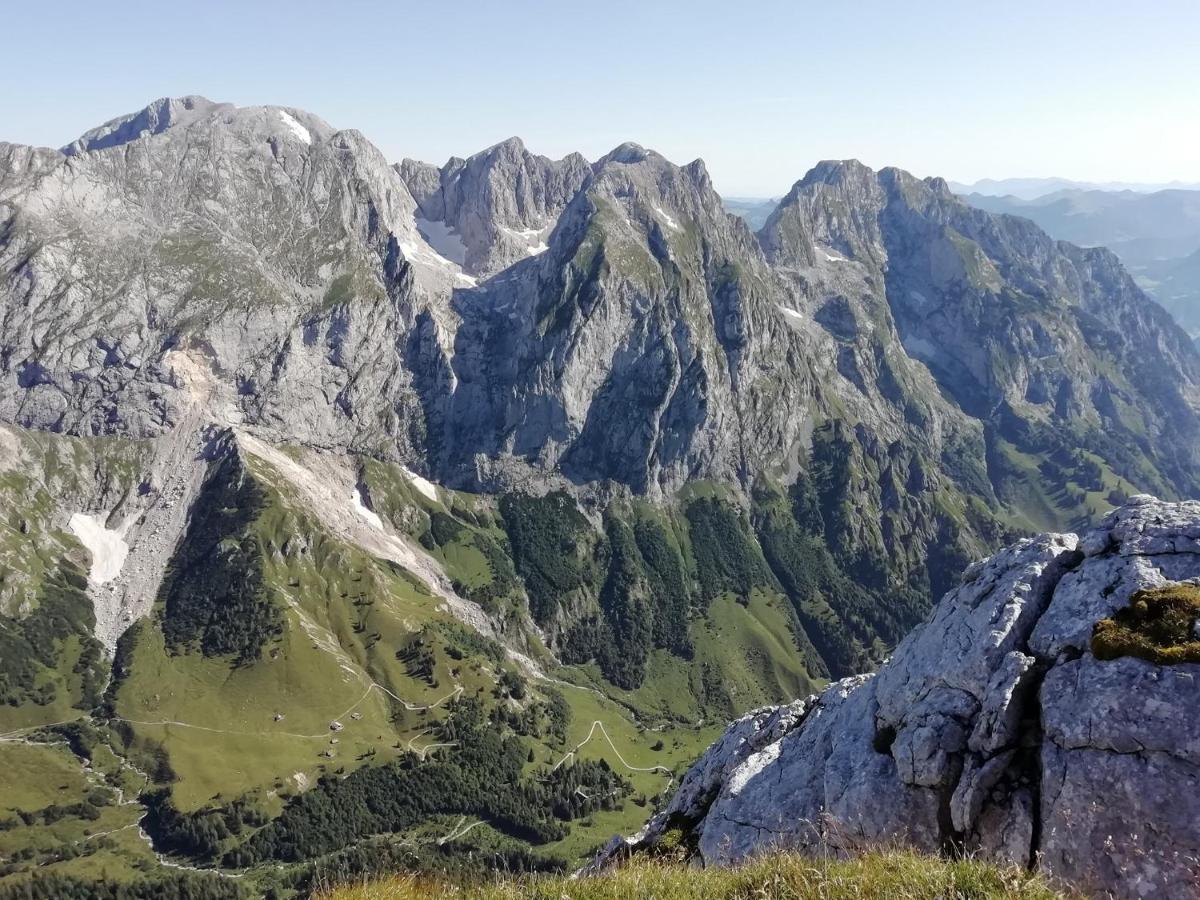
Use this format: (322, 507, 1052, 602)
(3, 97, 1197, 510)
(597, 495, 1200, 898)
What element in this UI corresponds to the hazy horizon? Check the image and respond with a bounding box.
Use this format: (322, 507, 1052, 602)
(5, 0, 1198, 197)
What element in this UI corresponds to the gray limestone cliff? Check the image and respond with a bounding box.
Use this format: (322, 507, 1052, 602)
(593, 495, 1200, 899)
(4, 98, 1197, 506)
(3, 96, 1200, 655)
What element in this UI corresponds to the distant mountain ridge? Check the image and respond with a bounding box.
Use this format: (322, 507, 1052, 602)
(951, 175, 1200, 199)
(721, 196, 779, 230)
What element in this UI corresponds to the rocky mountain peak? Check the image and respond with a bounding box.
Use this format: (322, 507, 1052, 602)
(2, 99, 1198, 511)
(598, 141, 652, 165)
(762, 159, 889, 267)
(397, 136, 590, 278)
(61, 95, 338, 160)
(483, 134, 527, 159)
(799, 157, 876, 188)
(62, 95, 232, 156)
(586, 144, 726, 230)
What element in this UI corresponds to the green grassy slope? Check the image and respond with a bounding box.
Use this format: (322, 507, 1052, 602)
(0, 419, 1157, 898)
(2, 434, 825, 897)
(0, 428, 149, 732)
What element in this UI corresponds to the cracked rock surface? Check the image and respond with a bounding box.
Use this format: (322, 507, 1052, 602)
(596, 496, 1200, 899)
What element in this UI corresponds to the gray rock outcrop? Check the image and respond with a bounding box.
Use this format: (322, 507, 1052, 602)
(398, 137, 590, 278)
(596, 496, 1200, 899)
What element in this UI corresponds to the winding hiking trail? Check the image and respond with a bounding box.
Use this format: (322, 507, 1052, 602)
(1, 640, 680, 883)
(112, 682, 466, 742)
(552, 720, 676, 787)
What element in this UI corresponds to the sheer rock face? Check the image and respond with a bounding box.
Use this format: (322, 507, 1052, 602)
(596, 496, 1200, 899)
(762, 162, 1200, 497)
(398, 137, 591, 279)
(62, 95, 237, 156)
(433, 143, 841, 493)
(0, 97, 471, 458)
(2, 97, 1199, 510)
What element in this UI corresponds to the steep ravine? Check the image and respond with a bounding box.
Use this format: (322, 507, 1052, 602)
(594, 495, 1200, 899)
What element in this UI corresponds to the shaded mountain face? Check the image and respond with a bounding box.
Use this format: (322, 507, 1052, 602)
(1, 96, 1199, 890)
(773, 165, 1200, 498)
(1148, 248, 1200, 344)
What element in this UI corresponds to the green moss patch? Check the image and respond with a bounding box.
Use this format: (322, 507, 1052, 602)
(1092, 584, 1200, 665)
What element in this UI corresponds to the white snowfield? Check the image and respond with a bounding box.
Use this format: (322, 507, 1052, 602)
(653, 205, 680, 230)
(349, 487, 385, 530)
(403, 217, 478, 287)
(415, 216, 468, 266)
(68, 513, 132, 584)
(402, 466, 440, 503)
(499, 224, 550, 256)
(277, 110, 311, 145)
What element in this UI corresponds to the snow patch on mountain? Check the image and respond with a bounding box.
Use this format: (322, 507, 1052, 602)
(277, 110, 312, 145)
(69, 513, 132, 584)
(653, 205, 680, 230)
(403, 467, 440, 503)
(416, 216, 468, 266)
(349, 488, 384, 530)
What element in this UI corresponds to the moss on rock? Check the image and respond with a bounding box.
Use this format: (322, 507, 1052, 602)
(1092, 583, 1200, 665)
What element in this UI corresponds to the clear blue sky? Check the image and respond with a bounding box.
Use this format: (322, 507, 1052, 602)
(4, 0, 1197, 196)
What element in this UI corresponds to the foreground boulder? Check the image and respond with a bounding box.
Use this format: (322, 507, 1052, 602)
(595, 496, 1200, 899)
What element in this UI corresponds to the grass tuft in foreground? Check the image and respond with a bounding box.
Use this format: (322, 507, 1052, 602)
(318, 849, 1064, 900)
(1092, 583, 1200, 664)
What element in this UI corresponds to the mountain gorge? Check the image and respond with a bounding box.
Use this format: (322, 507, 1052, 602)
(1, 96, 1198, 897)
